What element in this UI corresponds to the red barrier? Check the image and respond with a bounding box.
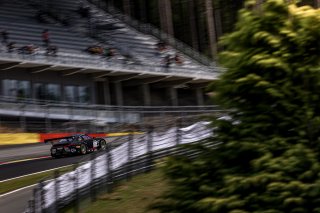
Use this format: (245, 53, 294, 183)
(39, 133, 108, 143)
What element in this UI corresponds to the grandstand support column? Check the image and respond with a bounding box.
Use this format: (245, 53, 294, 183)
(0, 79, 2, 96)
(104, 80, 111, 105)
(142, 84, 151, 106)
(196, 88, 204, 106)
(91, 82, 97, 104)
(169, 87, 178, 106)
(60, 83, 65, 102)
(115, 82, 124, 106)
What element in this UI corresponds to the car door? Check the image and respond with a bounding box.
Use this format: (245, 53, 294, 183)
(82, 135, 94, 148)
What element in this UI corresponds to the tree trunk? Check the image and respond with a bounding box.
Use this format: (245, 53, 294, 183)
(188, 0, 199, 50)
(205, 0, 218, 59)
(315, 0, 320, 8)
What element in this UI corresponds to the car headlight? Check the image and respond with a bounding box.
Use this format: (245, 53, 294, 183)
(51, 149, 56, 154)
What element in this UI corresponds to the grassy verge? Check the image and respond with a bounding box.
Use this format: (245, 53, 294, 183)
(0, 166, 73, 195)
(67, 170, 168, 213)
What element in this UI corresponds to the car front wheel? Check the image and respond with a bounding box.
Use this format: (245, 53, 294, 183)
(80, 144, 87, 155)
(99, 139, 107, 151)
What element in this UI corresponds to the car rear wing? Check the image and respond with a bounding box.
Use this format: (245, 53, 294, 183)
(44, 136, 74, 144)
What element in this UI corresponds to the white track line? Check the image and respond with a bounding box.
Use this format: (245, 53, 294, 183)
(0, 183, 38, 198)
(0, 165, 72, 183)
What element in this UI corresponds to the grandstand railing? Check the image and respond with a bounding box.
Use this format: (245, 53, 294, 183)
(24, 121, 219, 213)
(0, 50, 218, 80)
(0, 95, 225, 132)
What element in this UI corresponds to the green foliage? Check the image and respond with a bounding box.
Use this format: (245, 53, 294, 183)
(151, 1, 320, 212)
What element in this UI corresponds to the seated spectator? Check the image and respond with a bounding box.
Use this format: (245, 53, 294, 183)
(156, 41, 167, 52)
(163, 54, 172, 69)
(1, 30, 9, 44)
(7, 42, 16, 53)
(18, 44, 39, 54)
(36, 10, 47, 23)
(174, 53, 183, 65)
(77, 2, 90, 18)
(85, 45, 104, 55)
(46, 45, 58, 56)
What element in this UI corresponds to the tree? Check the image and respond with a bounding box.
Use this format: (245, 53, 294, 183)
(151, 0, 320, 212)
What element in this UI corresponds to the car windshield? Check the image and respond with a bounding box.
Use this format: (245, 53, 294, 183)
(58, 137, 74, 143)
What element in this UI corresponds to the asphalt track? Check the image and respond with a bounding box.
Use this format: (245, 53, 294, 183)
(0, 137, 121, 213)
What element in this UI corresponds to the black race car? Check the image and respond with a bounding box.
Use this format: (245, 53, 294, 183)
(45, 134, 107, 158)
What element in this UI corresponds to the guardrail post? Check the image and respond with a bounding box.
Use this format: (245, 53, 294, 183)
(73, 163, 79, 213)
(54, 170, 60, 212)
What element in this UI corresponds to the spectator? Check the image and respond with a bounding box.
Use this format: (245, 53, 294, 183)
(42, 29, 50, 47)
(46, 45, 58, 56)
(1, 30, 9, 44)
(174, 53, 183, 65)
(85, 45, 103, 55)
(156, 41, 167, 52)
(164, 54, 172, 69)
(77, 2, 90, 18)
(36, 10, 47, 23)
(7, 42, 16, 53)
(18, 44, 38, 54)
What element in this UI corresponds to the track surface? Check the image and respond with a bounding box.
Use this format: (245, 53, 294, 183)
(0, 137, 121, 213)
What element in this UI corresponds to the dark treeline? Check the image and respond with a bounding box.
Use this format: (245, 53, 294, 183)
(104, 0, 319, 59)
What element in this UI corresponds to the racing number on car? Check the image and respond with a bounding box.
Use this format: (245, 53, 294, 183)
(93, 140, 98, 148)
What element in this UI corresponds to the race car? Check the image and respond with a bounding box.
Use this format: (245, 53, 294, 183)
(45, 134, 107, 158)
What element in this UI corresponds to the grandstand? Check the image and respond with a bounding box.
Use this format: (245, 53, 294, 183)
(0, 0, 222, 129)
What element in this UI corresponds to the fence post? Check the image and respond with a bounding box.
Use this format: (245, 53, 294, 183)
(176, 118, 182, 146)
(146, 126, 154, 173)
(39, 180, 45, 213)
(90, 152, 97, 202)
(33, 187, 40, 213)
(54, 170, 60, 212)
(106, 142, 113, 193)
(73, 163, 79, 213)
(126, 131, 133, 181)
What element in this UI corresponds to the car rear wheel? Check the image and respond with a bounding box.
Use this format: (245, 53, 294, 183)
(80, 144, 87, 155)
(99, 139, 107, 151)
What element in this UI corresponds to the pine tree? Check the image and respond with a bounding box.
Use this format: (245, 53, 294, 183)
(151, 0, 320, 212)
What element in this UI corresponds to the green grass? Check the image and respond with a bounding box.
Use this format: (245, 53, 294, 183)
(71, 170, 168, 213)
(0, 166, 73, 195)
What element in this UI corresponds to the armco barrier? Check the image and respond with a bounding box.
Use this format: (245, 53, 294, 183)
(0, 133, 40, 145)
(24, 121, 215, 213)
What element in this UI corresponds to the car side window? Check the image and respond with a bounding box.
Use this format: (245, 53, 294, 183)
(82, 135, 91, 140)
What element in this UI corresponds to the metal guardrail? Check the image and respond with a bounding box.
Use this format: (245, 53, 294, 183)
(0, 50, 219, 80)
(0, 95, 225, 132)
